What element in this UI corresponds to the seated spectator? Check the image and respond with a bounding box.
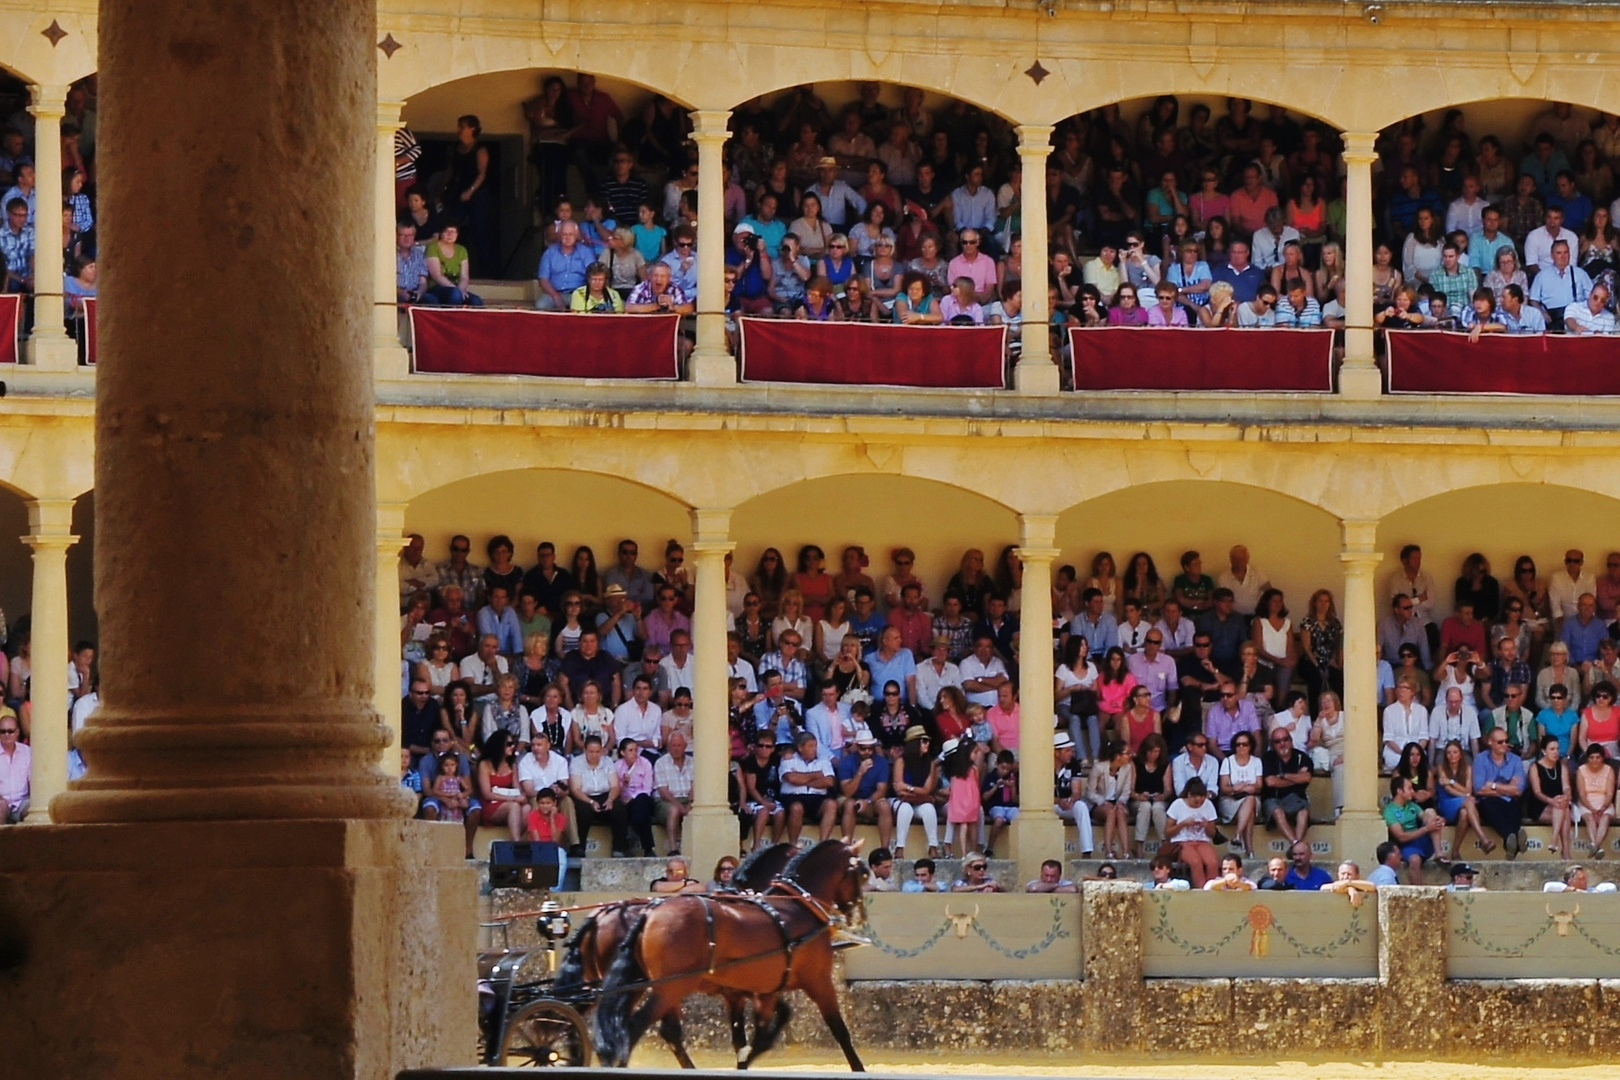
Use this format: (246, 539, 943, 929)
(1213, 239, 1263, 302)
(650, 856, 705, 894)
(568, 262, 623, 312)
(793, 275, 839, 321)
(1052, 731, 1095, 856)
(0, 711, 27, 822)
(654, 730, 694, 855)
(866, 847, 899, 892)
(1202, 853, 1255, 891)
(951, 852, 1007, 893)
(939, 275, 985, 325)
(1167, 777, 1219, 887)
(1497, 283, 1548, 333)
(1565, 280, 1617, 334)
(1273, 278, 1321, 327)
(422, 223, 482, 307)
(625, 262, 694, 314)
(779, 732, 838, 844)
(1148, 853, 1191, 891)
(1235, 282, 1279, 326)
(1025, 858, 1079, 894)
(1262, 728, 1314, 849)
(0, 196, 31, 294)
(1257, 855, 1292, 890)
(901, 856, 942, 892)
(535, 221, 592, 311)
(1146, 282, 1188, 326)
(1367, 841, 1403, 887)
(1284, 841, 1333, 890)
(1474, 727, 1528, 857)
(1384, 773, 1444, 881)
(1251, 208, 1301, 271)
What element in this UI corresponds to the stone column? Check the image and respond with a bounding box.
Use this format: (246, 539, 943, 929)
(0, 1, 476, 1076)
(1377, 885, 1450, 1055)
(685, 507, 737, 876)
(26, 84, 75, 370)
(687, 109, 735, 386)
(374, 100, 410, 379)
(1338, 519, 1385, 867)
(21, 497, 76, 819)
(1340, 132, 1380, 400)
(1080, 881, 1146, 1053)
(1014, 125, 1057, 394)
(1015, 514, 1065, 877)
(376, 501, 409, 769)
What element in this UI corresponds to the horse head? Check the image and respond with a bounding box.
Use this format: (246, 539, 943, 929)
(783, 838, 867, 922)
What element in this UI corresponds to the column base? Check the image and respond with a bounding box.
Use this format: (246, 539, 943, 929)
(1012, 807, 1067, 884)
(0, 819, 476, 1080)
(684, 804, 742, 881)
(687, 347, 737, 387)
(1013, 359, 1061, 395)
(1339, 361, 1383, 400)
(1336, 808, 1387, 869)
(26, 333, 79, 370)
(374, 340, 411, 380)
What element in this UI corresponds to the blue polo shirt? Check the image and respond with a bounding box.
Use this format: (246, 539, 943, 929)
(866, 648, 918, 704)
(1561, 615, 1609, 665)
(1214, 262, 1265, 302)
(538, 243, 592, 294)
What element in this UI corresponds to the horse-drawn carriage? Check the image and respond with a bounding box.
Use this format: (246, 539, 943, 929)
(476, 839, 869, 1070)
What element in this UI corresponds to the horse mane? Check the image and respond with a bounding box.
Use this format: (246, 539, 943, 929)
(735, 842, 793, 889)
(782, 838, 845, 882)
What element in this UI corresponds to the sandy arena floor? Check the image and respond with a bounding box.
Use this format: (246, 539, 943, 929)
(636, 1048, 1618, 1079)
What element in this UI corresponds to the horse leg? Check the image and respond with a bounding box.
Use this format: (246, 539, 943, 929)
(743, 993, 792, 1067)
(727, 994, 752, 1069)
(622, 987, 678, 1068)
(802, 978, 864, 1072)
(659, 1011, 698, 1070)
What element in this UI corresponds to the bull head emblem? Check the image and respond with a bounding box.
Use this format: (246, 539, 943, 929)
(1546, 903, 1581, 937)
(943, 904, 979, 939)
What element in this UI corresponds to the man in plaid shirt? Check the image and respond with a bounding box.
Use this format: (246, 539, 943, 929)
(0, 197, 32, 293)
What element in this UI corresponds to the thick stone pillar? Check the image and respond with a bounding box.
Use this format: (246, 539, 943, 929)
(21, 497, 76, 820)
(374, 100, 410, 379)
(1080, 880, 1145, 1052)
(685, 507, 737, 875)
(1014, 125, 1057, 394)
(376, 501, 408, 769)
(687, 109, 734, 386)
(27, 84, 75, 370)
(1340, 132, 1380, 400)
(1377, 885, 1449, 1054)
(1338, 520, 1385, 867)
(0, 2, 475, 1077)
(1015, 514, 1064, 876)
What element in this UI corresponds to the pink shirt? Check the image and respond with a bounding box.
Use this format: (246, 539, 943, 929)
(0, 740, 30, 809)
(616, 754, 655, 800)
(1147, 304, 1188, 326)
(946, 252, 998, 295)
(987, 704, 1020, 748)
(1228, 187, 1279, 234)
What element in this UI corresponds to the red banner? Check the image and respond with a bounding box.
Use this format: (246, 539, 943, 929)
(1069, 327, 1336, 392)
(408, 308, 681, 379)
(83, 296, 96, 364)
(0, 294, 19, 365)
(1387, 331, 1620, 395)
(738, 317, 1007, 388)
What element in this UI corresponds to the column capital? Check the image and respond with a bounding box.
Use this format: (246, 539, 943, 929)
(1018, 513, 1059, 550)
(1016, 124, 1055, 151)
(377, 500, 409, 533)
(690, 110, 732, 140)
(1015, 546, 1061, 564)
(25, 497, 76, 535)
(1341, 131, 1379, 163)
(377, 100, 406, 130)
(1340, 518, 1381, 554)
(690, 506, 733, 548)
(27, 84, 67, 116)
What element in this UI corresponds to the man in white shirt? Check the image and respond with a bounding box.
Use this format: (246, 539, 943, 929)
(807, 157, 866, 229)
(1381, 680, 1430, 770)
(1384, 543, 1437, 645)
(657, 630, 697, 708)
(804, 684, 852, 761)
(614, 674, 664, 753)
(1235, 283, 1279, 327)
(1155, 599, 1197, 657)
(726, 633, 758, 693)
(914, 635, 963, 711)
(779, 732, 838, 844)
(461, 634, 511, 700)
(1523, 207, 1580, 273)
(654, 731, 695, 854)
(1565, 282, 1618, 334)
(1249, 208, 1301, 270)
(1445, 174, 1488, 235)
(1549, 549, 1597, 626)
(1171, 734, 1220, 798)
(517, 730, 577, 845)
(1216, 545, 1271, 619)
(1117, 598, 1152, 655)
(959, 635, 1010, 708)
(1429, 686, 1481, 758)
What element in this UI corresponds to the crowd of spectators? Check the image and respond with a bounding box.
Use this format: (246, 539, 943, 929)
(396, 82, 1620, 346)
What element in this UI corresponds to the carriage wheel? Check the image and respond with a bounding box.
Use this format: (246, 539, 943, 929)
(499, 999, 593, 1068)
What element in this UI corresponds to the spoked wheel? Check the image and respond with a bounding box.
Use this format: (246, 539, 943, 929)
(499, 999, 593, 1067)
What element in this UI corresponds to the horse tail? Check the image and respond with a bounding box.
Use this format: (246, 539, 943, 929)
(594, 905, 653, 1067)
(553, 910, 599, 992)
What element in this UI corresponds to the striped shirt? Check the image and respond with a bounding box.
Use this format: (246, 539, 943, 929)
(394, 128, 421, 183)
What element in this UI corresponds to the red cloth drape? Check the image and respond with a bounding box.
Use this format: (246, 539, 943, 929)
(1069, 327, 1335, 392)
(1387, 330, 1620, 395)
(409, 309, 681, 379)
(739, 317, 1007, 388)
(82, 296, 95, 364)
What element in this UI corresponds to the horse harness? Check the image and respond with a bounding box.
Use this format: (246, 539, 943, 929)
(629, 889, 835, 996)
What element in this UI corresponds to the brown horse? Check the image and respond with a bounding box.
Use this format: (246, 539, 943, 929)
(553, 843, 797, 1068)
(594, 839, 867, 1071)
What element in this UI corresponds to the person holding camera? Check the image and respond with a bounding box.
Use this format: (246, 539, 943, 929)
(568, 262, 624, 313)
(625, 262, 694, 315)
(725, 222, 775, 315)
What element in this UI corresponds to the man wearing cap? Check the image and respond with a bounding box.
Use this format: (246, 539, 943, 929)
(1446, 863, 1483, 892)
(595, 584, 643, 663)
(837, 728, 894, 850)
(780, 732, 839, 844)
(808, 156, 866, 229)
(725, 221, 775, 315)
(1053, 732, 1096, 856)
(915, 634, 963, 712)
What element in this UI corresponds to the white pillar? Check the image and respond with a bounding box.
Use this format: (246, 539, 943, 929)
(376, 501, 408, 770)
(1338, 519, 1385, 865)
(685, 508, 736, 875)
(22, 497, 76, 820)
(1340, 132, 1380, 400)
(27, 84, 75, 370)
(687, 109, 735, 386)
(1015, 514, 1065, 875)
(1014, 125, 1058, 394)
(374, 100, 410, 379)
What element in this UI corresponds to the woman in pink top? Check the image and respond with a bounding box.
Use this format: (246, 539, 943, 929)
(1190, 168, 1230, 231)
(616, 737, 658, 856)
(1096, 646, 1139, 740)
(1106, 284, 1149, 326)
(1147, 283, 1189, 326)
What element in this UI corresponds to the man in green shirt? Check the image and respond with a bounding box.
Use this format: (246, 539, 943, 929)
(1383, 775, 1445, 883)
(1429, 241, 1479, 314)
